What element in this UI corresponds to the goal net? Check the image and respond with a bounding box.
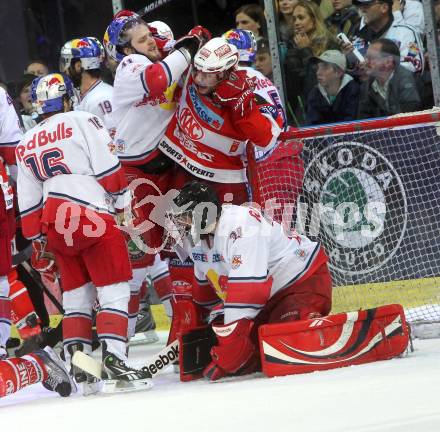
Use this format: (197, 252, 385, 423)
(250, 111, 440, 331)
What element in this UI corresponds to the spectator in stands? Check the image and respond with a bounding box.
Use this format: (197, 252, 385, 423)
(255, 39, 274, 81)
(325, 0, 361, 38)
(313, 0, 336, 20)
(25, 60, 49, 77)
(345, 0, 424, 73)
(392, 0, 425, 36)
(278, 0, 297, 42)
(358, 38, 422, 119)
(235, 4, 267, 40)
(15, 74, 37, 131)
(284, 0, 339, 124)
(306, 50, 360, 124)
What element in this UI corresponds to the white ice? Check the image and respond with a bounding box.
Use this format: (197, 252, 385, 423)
(1, 332, 440, 432)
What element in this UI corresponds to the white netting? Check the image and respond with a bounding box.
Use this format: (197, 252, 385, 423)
(251, 113, 440, 324)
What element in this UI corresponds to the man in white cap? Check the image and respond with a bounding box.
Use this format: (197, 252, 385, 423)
(306, 50, 360, 125)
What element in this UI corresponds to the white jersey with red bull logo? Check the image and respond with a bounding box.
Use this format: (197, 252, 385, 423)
(159, 70, 283, 184)
(191, 204, 327, 323)
(0, 87, 23, 165)
(109, 50, 190, 167)
(75, 80, 116, 134)
(15, 111, 129, 240)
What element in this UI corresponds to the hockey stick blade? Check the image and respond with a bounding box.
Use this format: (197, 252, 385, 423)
(72, 350, 102, 379)
(72, 351, 153, 394)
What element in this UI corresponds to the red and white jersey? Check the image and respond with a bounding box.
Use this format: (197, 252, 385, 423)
(75, 80, 115, 133)
(191, 205, 327, 323)
(159, 70, 283, 184)
(110, 50, 190, 166)
(15, 111, 129, 240)
(0, 87, 22, 165)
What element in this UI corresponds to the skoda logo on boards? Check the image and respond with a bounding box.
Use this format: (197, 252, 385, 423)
(302, 141, 407, 275)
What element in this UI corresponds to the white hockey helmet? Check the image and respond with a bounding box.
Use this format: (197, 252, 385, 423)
(59, 37, 103, 72)
(193, 37, 239, 73)
(31, 73, 75, 115)
(148, 21, 174, 41)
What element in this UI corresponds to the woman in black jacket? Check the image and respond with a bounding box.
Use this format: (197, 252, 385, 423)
(284, 0, 339, 125)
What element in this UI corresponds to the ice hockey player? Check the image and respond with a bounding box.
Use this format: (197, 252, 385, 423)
(160, 37, 283, 196)
(0, 346, 74, 398)
(15, 73, 151, 391)
(167, 181, 332, 381)
(104, 13, 208, 343)
(158, 37, 285, 347)
(60, 37, 115, 133)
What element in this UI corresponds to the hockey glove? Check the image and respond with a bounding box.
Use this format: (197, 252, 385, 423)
(203, 318, 257, 381)
(212, 69, 256, 118)
(31, 237, 56, 275)
(173, 26, 210, 59)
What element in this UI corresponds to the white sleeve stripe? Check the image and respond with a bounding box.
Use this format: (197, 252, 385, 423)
(19, 198, 43, 216)
(224, 304, 264, 310)
(228, 273, 269, 282)
(117, 147, 157, 160)
(0, 140, 19, 147)
(140, 71, 150, 95)
(47, 192, 116, 215)
(95, 161, 121, 179)
(160, 61, 172, 86)
(108, 188, 128, 197)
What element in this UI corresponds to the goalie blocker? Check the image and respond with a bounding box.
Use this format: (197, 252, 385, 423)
(179, 304, 409, 379)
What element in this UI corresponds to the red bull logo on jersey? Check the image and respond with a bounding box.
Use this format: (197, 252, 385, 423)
(16, 122, 73, 162)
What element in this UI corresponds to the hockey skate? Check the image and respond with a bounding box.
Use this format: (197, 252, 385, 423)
(37, 347, 76, 397)
(130, 303, 159, 346)
(100, 352, 153, 393)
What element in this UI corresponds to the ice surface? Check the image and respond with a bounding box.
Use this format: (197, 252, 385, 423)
(1, 332, 440, 432)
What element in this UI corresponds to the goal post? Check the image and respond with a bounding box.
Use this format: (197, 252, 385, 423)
(249, 111, 440, 330)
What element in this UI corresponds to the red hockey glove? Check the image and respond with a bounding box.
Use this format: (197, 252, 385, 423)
(212, 70, 256, 118)
(203, 318, 257, 381)
(31, 237, 56, 275)
(188, 26, 211, 44)
(173, 26, 210, 59)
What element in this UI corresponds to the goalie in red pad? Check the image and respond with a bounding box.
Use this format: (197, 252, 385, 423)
(166, 181, 332, 381)
(259, 304, 409, 377)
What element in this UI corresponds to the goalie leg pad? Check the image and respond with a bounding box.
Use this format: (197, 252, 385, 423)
(259, 304, 409, 377)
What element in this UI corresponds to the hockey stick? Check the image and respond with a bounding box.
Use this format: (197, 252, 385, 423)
(72, 339, 179, 381)
(21, 261, 64, 314)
